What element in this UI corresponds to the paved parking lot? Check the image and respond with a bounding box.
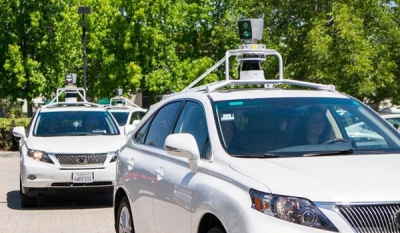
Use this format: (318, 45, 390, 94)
(0, 152, 115, 233)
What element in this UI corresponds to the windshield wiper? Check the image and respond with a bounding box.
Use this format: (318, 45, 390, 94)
(303, 149, 354, 157)
(232, 153, 282, 158)
(263, 153, 281, 158)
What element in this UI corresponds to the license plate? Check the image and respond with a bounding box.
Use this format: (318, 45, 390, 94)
(72, 172, 93, 183)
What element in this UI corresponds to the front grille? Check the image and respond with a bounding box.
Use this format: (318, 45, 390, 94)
(337, 203, 400, 233)
(55, 153, 108, 166)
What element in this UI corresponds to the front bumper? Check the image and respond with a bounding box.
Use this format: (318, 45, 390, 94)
(21, 157, 116, 197)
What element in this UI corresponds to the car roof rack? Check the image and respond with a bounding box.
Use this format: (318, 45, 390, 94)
(105, 88, 144, 109)
(44, 84, 103, 109)
(164, 19, 335, 99)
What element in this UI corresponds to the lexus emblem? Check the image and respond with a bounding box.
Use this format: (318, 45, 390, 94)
(76, 156, 88, 164)
(394, 210, 400, 228)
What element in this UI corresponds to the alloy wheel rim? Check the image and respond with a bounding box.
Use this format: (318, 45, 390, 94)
(119, 206, 132, 233)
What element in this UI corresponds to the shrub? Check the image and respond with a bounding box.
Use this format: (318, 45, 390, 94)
(0, 118, 31, 151)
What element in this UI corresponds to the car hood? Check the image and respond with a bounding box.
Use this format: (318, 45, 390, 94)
(27, 135, 126, 153)
(229, 154, 400, 203)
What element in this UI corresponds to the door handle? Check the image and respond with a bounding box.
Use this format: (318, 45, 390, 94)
(126, 159, 134, 170)
(155, 167, 165, 181)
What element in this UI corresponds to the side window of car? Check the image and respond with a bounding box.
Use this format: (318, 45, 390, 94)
(173, 101, 209, 158)
(129, 111, 145, 124)
(141, 102, 182, 149)
(134, 119, 151, 144)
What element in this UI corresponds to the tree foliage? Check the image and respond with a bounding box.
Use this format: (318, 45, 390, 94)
(0, 0, 399, 112)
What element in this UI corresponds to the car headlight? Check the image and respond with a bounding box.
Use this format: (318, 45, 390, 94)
(27, 149, 54, 164)
(249, 189, 338, 232)
(110, 145, 125, 163)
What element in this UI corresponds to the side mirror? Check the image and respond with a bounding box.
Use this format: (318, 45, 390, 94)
(13, 126, 26, 138)
(124, 120, 141, 136)
(164, 133, 200, 173)
(124, 125, 136, 135)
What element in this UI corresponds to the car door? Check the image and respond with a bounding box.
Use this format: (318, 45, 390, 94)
(121, 101, 183, 232)
(153, 101, 209, 233)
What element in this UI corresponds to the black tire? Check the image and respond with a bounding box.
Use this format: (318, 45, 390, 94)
(117, 196, 134, 233)
(20, 179, 37, 208)
(207, 225, 226, 233)
(21, 193, 37, 208)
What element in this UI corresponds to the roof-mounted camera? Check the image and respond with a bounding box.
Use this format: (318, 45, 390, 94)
(177, 18, 334, 95)
(47, 73, 87, 105)
(237, 19, 266, 80)
(65, 73, 77, 87)
(108, 88, 142, 109)
(238, 19, 264, 44)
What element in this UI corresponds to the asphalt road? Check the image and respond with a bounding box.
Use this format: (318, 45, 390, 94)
(0, 152, 115, 233)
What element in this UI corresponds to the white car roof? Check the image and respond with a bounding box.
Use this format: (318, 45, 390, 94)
(106, 106, 146, 112)
(39, 104, 107, 113)
(160, 87, 350, 103)
(208, 88, 348, 102)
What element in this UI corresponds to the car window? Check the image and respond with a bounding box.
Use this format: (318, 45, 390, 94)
(34, 111, 120, 136)
(142, 101, 182, 149)
(173, 101, 208, 158)
(134, 118, 151, 144)
(129, 111, 146, 124)
(383, 116, 400, 129)
(110, 112, 129, 126)
(214, 97, 400, 156)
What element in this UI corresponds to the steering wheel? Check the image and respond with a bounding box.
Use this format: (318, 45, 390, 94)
(324, 138, 350, 144)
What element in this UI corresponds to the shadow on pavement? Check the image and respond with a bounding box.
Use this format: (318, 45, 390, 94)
(7, 190, 113, 210)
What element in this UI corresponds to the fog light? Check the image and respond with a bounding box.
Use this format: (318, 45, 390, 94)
(27, 174, 36, 180)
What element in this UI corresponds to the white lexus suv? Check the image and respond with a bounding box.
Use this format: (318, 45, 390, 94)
(105, 90, 147, 136)
(114, 19, 400, 233)
(13, 82, 126, 207)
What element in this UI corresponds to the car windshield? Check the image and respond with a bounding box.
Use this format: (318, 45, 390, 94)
(110, 112, 129, 126)
(33, 111, 120, 136)
(214, 97, 400, 157)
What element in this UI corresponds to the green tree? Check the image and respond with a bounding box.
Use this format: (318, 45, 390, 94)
(0, 0, 83, 116)
(234, 0, 400, 110)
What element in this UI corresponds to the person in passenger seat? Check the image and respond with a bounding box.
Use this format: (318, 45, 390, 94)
(295, 106, 331, 145)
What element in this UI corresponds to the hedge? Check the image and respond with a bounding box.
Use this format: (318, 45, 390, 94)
(0, 118, 31, 151)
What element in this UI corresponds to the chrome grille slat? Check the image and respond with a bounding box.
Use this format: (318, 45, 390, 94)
(383, 206, 393, 233)
(366, 206, 379, 233)
(337, 204, 400, 233)
(389, 206, 399, 233)
(55, 153, 108, 166)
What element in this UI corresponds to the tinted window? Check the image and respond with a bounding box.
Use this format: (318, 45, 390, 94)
(213, 97, 400, 157)
(129, 111, 146, 124)
(110, 112, 129, 126)
(143, 102, 182, 149)
(173, 101, 208, 157)
(34, 111, 120, 136)
(135, 118, 151, 144)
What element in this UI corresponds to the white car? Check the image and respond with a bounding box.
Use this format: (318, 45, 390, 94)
(380, 106, 400, 113)
(381, 113, 400, 130)
(114, 20, 400, 233)
(13, 85, 126, 207)
(105, 105, 146, 135)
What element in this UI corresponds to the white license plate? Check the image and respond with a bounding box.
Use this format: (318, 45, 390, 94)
(72, 172, 93, 183)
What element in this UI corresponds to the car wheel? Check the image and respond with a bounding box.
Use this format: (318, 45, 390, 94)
(117, 196, 134, 233)
(20, 180, 37, 208)
(207, 226, 226, 233)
